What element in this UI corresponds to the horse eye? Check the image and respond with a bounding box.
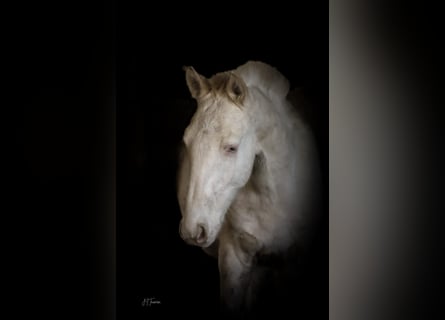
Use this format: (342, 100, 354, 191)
(224, 144, 238, 154)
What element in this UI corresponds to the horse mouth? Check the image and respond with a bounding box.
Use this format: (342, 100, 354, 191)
(195, 231, 217, 248)
(183, 236, 212, 248)
(194, 234, 215, 248)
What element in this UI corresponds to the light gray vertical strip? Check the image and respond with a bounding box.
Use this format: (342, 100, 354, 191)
(330, 1, 421, 319)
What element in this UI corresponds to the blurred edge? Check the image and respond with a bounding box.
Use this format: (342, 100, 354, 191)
(330, 1, 443, 320)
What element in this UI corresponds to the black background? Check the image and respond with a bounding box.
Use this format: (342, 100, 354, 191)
(3, 1, 328, 319)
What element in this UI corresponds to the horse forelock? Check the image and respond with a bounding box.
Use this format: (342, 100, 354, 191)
(207, 72, 246, 107)
(209, 72, 231, 92)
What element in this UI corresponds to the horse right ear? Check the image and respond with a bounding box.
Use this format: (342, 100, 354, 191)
(183, 66, 210, 99)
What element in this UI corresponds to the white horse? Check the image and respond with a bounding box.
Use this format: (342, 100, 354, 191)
(177, 61, 321, 314)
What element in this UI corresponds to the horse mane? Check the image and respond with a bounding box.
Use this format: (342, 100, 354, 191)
(202, 61, 289, 106)
(233, 61, 290, 101)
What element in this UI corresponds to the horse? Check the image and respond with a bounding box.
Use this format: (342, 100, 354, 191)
(177, 61, 322, 316)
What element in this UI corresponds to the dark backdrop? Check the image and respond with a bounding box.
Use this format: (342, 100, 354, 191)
(4, 2, 115, 319)
(3, 1, 327, 319)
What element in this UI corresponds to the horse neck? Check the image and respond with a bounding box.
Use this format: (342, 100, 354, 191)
(249, 88, 296, 157)
(246, 89, 299, 194)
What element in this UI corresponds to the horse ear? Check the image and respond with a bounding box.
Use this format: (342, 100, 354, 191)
(227, 73, 247, 105)
(183, 66, 210, 99)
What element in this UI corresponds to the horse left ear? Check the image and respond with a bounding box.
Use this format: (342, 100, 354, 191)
(227, 73, 247, 105)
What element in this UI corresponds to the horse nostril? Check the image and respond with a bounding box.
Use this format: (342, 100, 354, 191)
(196, 224, 207, 244)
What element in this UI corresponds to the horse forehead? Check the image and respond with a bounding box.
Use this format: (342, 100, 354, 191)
(193, 102, 238, 129)
(184, 113, 219, 144)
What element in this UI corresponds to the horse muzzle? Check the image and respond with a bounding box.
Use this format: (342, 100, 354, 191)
(179, 219, 208, 247)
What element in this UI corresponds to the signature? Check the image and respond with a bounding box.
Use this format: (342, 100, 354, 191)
(141, 297, 161, 307)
